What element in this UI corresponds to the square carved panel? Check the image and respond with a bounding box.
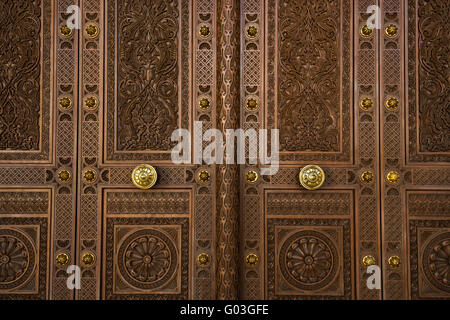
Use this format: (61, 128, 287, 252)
(267, 218, 353, 299)
(409, 220, 450, 299)
(103, 217, 189, 299)
(0, 219, 49, 299)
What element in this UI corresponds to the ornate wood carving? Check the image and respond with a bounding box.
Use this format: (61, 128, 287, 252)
(216, 0, 240, 300)
(407, 0, 450, 162)
(117, 0, 179, 151)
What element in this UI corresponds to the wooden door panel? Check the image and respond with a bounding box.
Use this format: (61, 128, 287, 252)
(380, 0, 450, 299)
(240, 0, 381, 300)
(76, 0, 218, 299)
(0, 0, 79, 299)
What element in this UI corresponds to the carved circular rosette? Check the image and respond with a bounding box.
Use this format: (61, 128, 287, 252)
(118, 229, 177, 290)
(422, 232, 450, 292)
(299, 165, 325, 190)
(0, 228, 36, 290)
(131, 164, 157, 189)
(279, 230, 338, 291)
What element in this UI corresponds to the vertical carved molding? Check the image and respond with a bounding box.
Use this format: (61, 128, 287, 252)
(216, 0, 240, 299)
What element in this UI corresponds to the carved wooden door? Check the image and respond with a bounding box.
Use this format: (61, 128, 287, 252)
(0, 0, 79, 299)
(239, 0, 382, 300)
(74, 0, 221, 300)
(379, 0, 450, 299)
(238, 0, 449, 300)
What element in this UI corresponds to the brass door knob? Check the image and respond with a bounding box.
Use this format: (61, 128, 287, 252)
(131, 164, 157, 189)
(299, 165, 325, 190)
(388, 255, 401, 268)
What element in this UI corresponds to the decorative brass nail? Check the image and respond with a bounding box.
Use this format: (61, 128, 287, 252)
(56, 253, 69, 266)
(199, 25, 211, 38)
(246, 170, 258, 183)
(246, 25, 258, 38)
(360, 171, 374, 184)
(197, 253, 210, 266)
(360, 25, 373, 38)
(84, 96, 98, 110)
(198, 170, 211, 183)
(359, 97, 373, 111)
(60, 25, 73, 37)
(362, 255, 376, 267)
(85, 24, 99, 38)
(81, 252, 96, 267)
(131, 164, 157, 189)
(199, 98, 210, 110)
(59, 97, 72, 110)
(386, 171, 400, 184)
(246, 253, 259, 267)
(388, 255, 401, 268)
(246, 98, 258, 111)
(58, 170, 72, 183)
(385, 97, 398, 111)
(83, 169, 97, 184)
(385, 24, 398, 38)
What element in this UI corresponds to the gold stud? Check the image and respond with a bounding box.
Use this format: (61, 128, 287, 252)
(59, 97, 72, 110)
(246, 170, 258, 183)
(81, 252, 96, 267)
(58, 170, 72, 183)
(60, 25, 73, 37)
(362, 255, 376, 267)
(56, 253, 69, 266)
(199, 25, 211, 38)
(360, 171, 374, 184)
(359, 97, 373, 111)
(385, 24, 398, 38)
(246, 25, 258, 38)
(360, 25, 373, 38)
(246, 253, 259, 267)
(198, 170, 211, 183)
(246, 98, 258, 111)
(199, 98, 210, 110)
(388, 255, 401, 268)
(85, 24, 99, 38)
(83, 169, 97, 184)
(299, 165, 325, 190)
(84, 96, 98, 110)
(386, 171, 400, 184)
(197, 253, 210, 266)
(385, 97, 399, 111)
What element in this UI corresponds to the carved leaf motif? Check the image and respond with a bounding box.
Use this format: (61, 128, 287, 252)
(278, 0, 340, 152)
(0, 0, 41, 150)
(117, 0, 179, 151)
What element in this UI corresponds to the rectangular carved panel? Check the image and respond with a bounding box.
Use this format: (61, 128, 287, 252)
(269, 0, 352, 163)
(106, 0, 191, 162)
(407, 0, 450, 163)
(0, 189, 51, 215)
(0, 0, 52, 162)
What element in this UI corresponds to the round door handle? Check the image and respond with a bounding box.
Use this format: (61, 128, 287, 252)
(131, 164, 158, 189)
(299, 165, 325, 190)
